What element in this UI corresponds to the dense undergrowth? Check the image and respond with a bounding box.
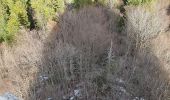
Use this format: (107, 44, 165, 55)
(0, 0, 160, 43)
(0, 0, 170, 100)
(0, 0, 154, 43)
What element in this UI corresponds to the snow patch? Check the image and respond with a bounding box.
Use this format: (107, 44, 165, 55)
(0, 92, 20, 100)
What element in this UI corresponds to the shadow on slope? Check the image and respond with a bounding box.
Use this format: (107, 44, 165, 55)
(27, 6, 170, 100)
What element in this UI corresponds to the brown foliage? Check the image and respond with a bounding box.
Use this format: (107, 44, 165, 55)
(57, 6, 120, 58)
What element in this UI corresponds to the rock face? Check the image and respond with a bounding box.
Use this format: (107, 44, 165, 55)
(0, 92, 19, 100)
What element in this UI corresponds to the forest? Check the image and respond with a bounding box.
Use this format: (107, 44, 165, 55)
(0, 0, 170, 100)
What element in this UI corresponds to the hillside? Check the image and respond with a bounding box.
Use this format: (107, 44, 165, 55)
(0, 0, 170, 100)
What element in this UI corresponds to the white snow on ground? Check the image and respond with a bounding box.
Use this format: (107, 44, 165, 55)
(0, 92, 19, 100)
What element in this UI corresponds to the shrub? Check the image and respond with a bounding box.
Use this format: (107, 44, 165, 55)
(97, 0, 108, 6)
(53, 0, 65, 13)
(58, 6, 119, 58)
(97, 0, 120, 8)
(125, 6, 169, 44)
(73, 0, 120, 9)
(127, 0, 156, 5)
(28, 6, 127, 100)
(74, 0, 93, 8)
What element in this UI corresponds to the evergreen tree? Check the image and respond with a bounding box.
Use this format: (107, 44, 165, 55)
(31, 0, 65, 29)
(0, 0, 29, 43)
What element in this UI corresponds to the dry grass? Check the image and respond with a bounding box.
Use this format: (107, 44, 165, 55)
(151, 32, 170, 78)
(0, 29, 44, 99)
